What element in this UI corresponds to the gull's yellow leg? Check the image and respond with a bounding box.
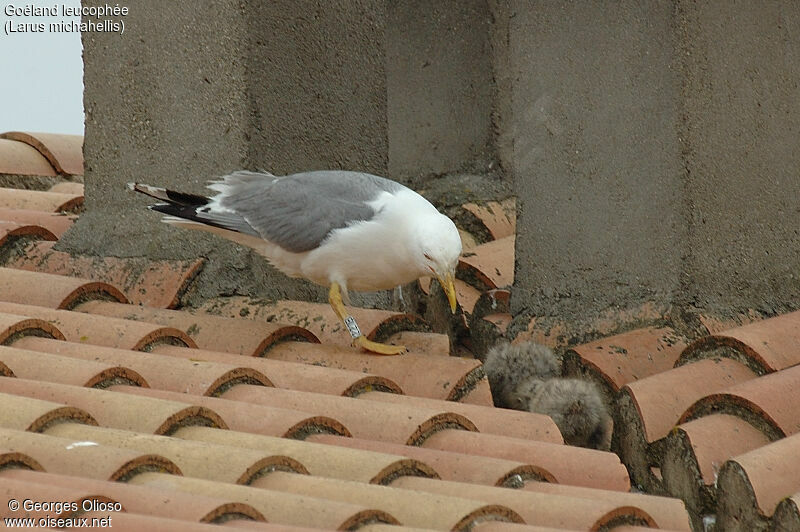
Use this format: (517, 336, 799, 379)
(328, 282, 406, 356)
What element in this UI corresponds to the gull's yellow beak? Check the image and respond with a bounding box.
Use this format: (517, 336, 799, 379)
(436, 271, 458, 314)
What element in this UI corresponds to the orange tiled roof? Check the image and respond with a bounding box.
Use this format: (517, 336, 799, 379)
(20, 151, 800, 528)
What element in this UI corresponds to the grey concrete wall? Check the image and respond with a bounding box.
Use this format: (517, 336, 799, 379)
(387, 0, 494, 182)
(68, 0, 800, 323)
(508, 1, 686, 323)
(676, 1, 800, 314)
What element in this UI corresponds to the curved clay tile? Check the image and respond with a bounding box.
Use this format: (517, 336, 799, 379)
(0, 138, 57, 176)
(47, 423, 309, 485)
(773, 493, 800, 532)
(175, 425, 437, 485)
(0, 428, 181, 481)
(614, 358, 756, 493)
(198, 297, 430, 348)
(457, 236, 514, 291)
(7, 241, 205, 309)
(388, 476, 656, 531)
(0, 268, 128, 309)
(113, 385, 351, 439)
(678, 309, 800, 374)
(678, 363, 800, 440)
(2, 469, 267, 523)
(251, 471, 524, 531)
(0, 391, 97, 432)
(0, 478, 122, 520)
(0, 221, 57, 248)
(220, 385, 477, 445)
(267, 341, 485, 401)
(383, 330, 450, 357)
(564, 327, 688, 399)
(47, 182, 84, 195)
(359, 391, 563, 444)
(0, 346, 146, 389)
(151, 344, 402, 396)
(0, 208, 74, 236)
(661, 414, 771, 530)
(0, 377, 226, 434)
(0, 132, 83, 176)
(0, 302, 195, 350)
(716, 433, 800, 531)
(75, 300, 319, 355)
(309, 434, 558, 486)
(0, 187, 83, 212)
(0, 449, 44, 472)
(422, 430, 630, 492)
(522, 480, 692, 531)
(0, 312, 65, 344)
(460, 198, 516, 242)
(15, 337, 272, 395)
(129, 472, 401, 530)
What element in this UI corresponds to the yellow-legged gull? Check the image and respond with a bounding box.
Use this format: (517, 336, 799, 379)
(129, 170, 461, 355)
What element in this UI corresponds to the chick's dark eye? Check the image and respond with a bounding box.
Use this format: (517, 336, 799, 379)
(423, 253, 432, 261)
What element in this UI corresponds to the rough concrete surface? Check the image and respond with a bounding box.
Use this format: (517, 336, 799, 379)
(65, 1, 800, 325)
(509, 1, 685, 321)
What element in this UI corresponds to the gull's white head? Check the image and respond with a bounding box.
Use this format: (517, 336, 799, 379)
(412, 212, 462, 313)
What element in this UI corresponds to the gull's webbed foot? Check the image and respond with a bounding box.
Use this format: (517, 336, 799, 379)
(352, 335, 407, 356)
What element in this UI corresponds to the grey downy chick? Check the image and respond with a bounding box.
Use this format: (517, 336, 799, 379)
(482, 341, 561, 409)
(515, 377, 612, 450)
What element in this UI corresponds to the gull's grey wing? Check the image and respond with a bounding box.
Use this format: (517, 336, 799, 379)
(213, 170, 405, 253)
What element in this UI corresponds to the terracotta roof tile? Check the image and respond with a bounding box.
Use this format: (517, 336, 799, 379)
(112, 385, 350, 439)
(384, 330, 451, 357)
(150, 344, 402, 396)
(175, 425, 436, 485)
(0, 345, 146, 389)
(0, 312, 65, 344)
(359, 391, 562, 443)
(773, 493, 800, 531)
(697, 309, 764, 335)
(679, 363, 800, 440)
(10, 339, 270, 395)
(614, 358, 756, 493)
(564, 327, 688, 397)
(0, 132, 83, 176)
(0, 208, 76, 237)
(661, 414, 770, 529)
(0, 268, 128, 309)
(47, 423, 309, 484)
(390, 476, 656, 530)
(0, 220, 57, 249)
(130, 472, 400, 529)
(2, 469, 266, 523)
(0, 377, 226, 434)
(266, 341, 486, 401)
(521, 481, 691, 531)
(1, 477, 124, 520)
(252, 471, 523, 530)
(460, 199, 516, 241)
(220, 385, 477, 445)
(0, 187, 83, 212)
(421, 430, 630, 491)
(457, 236, 514, 291)
(0, 138, 57, 176)
(7, 241, 204, 308)
(47, 181, 85, 195)
(0, 302, 195, 350)
(76, 300, 319, 354)
(716, 433, 800, 530)
(199, 297, 429, 348)
(678, 309, 800, 374)
(0, 448, 44, 471)
(309, 434, 558, 485)
(0, 428, 181, 480)
(0, 391, 97, 431)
